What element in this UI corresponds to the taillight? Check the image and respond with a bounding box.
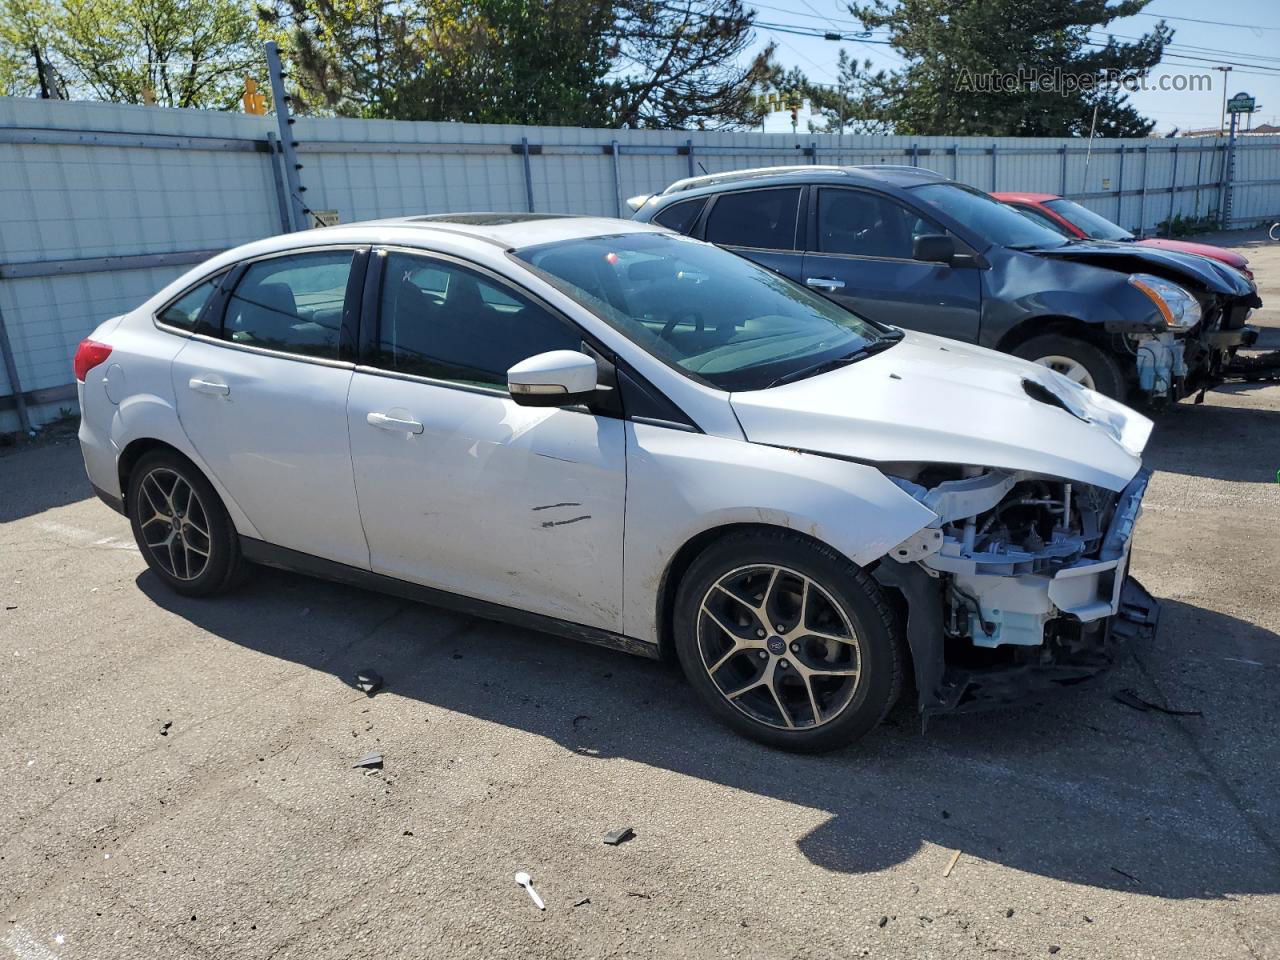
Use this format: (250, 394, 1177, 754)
(74, 339, 113, 382)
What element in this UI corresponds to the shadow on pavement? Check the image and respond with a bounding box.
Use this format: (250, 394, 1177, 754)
(140, 567, 1280, 901)
(1144, 396, 1280, 483)
(0, 440, 93, 523)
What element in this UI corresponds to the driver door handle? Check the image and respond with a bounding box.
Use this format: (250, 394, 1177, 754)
(806, 277, 845, 291)
(367, 411, 424, 435)
(188, 376, 229, 396)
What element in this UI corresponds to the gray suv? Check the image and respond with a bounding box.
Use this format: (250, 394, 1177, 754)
(630, 165, 1259, 404)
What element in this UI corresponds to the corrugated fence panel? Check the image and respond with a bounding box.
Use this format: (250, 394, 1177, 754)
(2, 96, 1278, 431)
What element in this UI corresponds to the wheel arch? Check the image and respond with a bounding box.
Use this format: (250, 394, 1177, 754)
(995, 314, 1110, 354)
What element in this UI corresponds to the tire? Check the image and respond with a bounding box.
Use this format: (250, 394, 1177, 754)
(673, 529, 902, 752)
(127, 449, 245, 596)
(1012, 334, 1127, 400)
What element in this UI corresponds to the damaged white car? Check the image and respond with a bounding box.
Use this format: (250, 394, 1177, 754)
(76, 215, 1158, 752)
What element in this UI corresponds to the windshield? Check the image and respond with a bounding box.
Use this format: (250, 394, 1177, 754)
(1045, 198, 1133, 241)
(910, 182, 1068, 250)
(514, 233, 891, 391)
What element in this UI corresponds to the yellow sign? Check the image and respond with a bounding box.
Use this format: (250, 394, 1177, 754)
(243, 77, 267, 115)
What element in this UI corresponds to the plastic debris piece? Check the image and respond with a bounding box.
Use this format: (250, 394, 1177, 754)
(943, 849, 962, 878)
(352, 752, 383, 769)
(354, 669, 383, 696)
(515, 871, 545, 910)
(159, 721, 172, 736)
(573, 897, 591, 908)
(603, 826, 635, 846)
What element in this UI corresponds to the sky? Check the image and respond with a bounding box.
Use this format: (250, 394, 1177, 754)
(746, 0, 1280, 135)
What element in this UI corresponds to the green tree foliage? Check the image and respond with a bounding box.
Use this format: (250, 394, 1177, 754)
(261, 0, 774, 128)
(1, 0, 261, 107)
(812, 0, 1169, 137)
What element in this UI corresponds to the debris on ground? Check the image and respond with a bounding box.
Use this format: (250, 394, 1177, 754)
(1112, 688, 1202, 717)
(571, 714, 590, 729)
(603, 826, 635, 846)
(878, 916, 888, 928)
(354, 669, 383, 697)
(943, 849, 962, 878)
(515, 871, 545, 910)
(626, 891, 651, 899)
(1006, 908, 1015, 918)
(158, 721, 172, 736)
(1110, 866, 1140, 885)
(1049, 946, 1060, 955)
(352, 752, 383, 770)
(573, 897, 591, 908)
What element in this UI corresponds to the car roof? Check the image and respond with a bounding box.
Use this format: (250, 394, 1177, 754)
(656, 163, 949, 199)
(991, 192, 1060, 204)
(356, 213, 668, 248)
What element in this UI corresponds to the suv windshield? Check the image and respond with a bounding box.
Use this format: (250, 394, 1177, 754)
(515, 233, 892, 391)
(1045, 198, 1134, 241)
(910, 182, 1068, 250)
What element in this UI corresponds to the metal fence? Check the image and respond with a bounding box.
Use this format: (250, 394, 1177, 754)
(3, 95, 1279, 432)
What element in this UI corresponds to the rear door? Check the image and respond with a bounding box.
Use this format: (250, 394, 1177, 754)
(801, 186, 982, 341)
(698, 186, 806, 281)
(171, 247, 370, 569)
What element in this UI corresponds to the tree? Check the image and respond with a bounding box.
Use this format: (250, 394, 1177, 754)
(1, 0, 262, 107)
(607, 0, 773, 129)
(262, 0, 776, 128)
(826, 0, 1169, 137)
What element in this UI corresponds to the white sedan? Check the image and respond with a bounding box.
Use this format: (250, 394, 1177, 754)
(76, 214, 1159, 750)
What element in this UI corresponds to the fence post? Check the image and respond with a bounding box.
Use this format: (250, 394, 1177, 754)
(1137, 145, 1148, 237)
(520, 137, 535, 213)
(610, 140, 623, 218)
(0, 301, 31, 434)
(265, 41, 307, 231)
(1193, 143, 1204, 215)
(1059, 145, 1068, 195)
(1167, 142, 1179, 234)
(1116, 144, 1126, 226)
(910, 143, 919, 166)
(990, 143, 998, 191)
(809, 141, 817, 165)
(686, 139, 695, 178)
(265, 132, 292, 234)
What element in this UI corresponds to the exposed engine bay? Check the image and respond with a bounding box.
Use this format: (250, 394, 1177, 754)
(874, 463, 1159, 717)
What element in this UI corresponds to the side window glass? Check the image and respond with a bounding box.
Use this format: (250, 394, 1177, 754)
(223, 251, 353, 359)
(703, 188, 801, 250)
(817, 190, 922, 259)
(375, 253, 582, 389)
(653, 197, 707, 234)
(1015, 206, 1072, 236)
(157, 276, 220, 331)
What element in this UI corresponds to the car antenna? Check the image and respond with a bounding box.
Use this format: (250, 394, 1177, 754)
(697, 162, 709, 174)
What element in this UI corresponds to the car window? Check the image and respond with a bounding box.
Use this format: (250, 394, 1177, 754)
(909, 182, 1067, 250)
(374, 252, 582, 389)
(703, 188, 801, 250)
(1012, 205, 1073, 237)
(223, 251, 353, 358)
(653, 197, 707, 234)
(1044, 198, 1134, 241)
(157, 276, 220, 331)
(816, 189, 936, 259)
(517, 232, 891, 393)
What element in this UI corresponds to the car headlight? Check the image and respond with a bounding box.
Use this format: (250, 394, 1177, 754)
(1128, 273, 1201, 330)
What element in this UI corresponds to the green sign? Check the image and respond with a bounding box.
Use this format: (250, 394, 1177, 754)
(1227, 93, 1256, 114)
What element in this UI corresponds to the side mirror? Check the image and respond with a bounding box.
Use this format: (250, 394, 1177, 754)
(913, 234, 955, 265)
(507, 350, 599, 407)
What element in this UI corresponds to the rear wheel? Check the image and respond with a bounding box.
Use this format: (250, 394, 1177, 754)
(1012, 334, 1126, 400)
(673, 530, 902, 752)
(127, 449, 244, 596)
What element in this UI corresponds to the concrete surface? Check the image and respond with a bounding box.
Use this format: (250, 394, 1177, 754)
(2, 234, 1279, 960)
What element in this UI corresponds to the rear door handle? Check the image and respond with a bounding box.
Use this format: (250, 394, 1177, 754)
(367, 411, 424, 435)
(188, 376, 229, 396)
(806, 277, 846, 291)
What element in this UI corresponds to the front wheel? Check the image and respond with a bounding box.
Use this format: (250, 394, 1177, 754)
(127, 449, 245, 596)
(1012, 334, 1127, 400)
(673, 530, 903, 752)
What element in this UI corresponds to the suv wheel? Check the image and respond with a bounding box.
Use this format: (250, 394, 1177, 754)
(673, 530, 902, 752)
(127, 450, 245, 596)
(1012, 334, 1125, 399)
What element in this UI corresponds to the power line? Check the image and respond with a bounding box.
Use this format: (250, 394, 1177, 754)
(1131, 10, 1280, 31)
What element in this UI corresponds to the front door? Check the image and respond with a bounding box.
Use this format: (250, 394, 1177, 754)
(346, 250, 627, 631)
(171, 248, 369, 569)
(699, 186, 807, 282)
(802, 187, 982, 342)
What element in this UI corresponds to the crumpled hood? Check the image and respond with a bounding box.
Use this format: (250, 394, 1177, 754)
(1029, 240, 1255, 297)
(730, 331, 1153, 492)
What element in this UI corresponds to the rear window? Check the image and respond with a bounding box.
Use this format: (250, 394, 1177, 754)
(156, 277, 220, 331)
(703, 188, 801, 251)
(653, 197, 707, 234)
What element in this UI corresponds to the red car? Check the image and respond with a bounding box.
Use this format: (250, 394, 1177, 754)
(994, 192, 1253, 281)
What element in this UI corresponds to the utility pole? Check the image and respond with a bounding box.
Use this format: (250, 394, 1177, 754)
(1215, 66, 1232, 134)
